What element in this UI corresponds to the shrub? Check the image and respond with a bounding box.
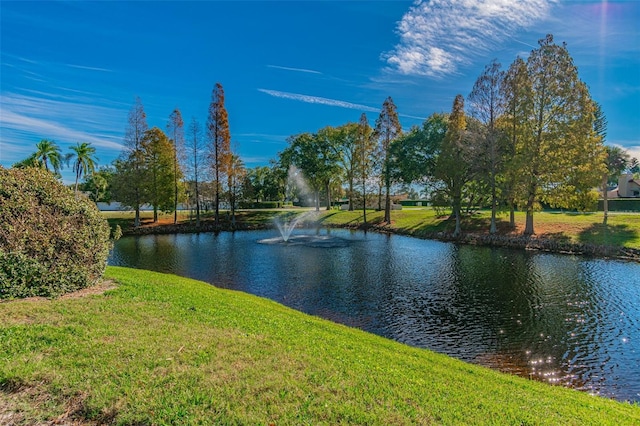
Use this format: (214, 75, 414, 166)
(0, 167, 112, 299)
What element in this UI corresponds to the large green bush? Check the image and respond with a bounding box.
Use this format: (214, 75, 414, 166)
(0, 167, 111, 298)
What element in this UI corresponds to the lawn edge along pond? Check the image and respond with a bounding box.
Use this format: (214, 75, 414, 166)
(1, 267, 639, 425)
(107, 209, 640, 262)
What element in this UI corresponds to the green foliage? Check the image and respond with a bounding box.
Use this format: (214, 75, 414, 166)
(389, 113, 447, 185)
(0, 167, 111, 299)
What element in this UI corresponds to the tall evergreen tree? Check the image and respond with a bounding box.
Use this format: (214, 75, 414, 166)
(207, 83, 231, 228)
(167, 108, 185, 224)
(374, 97, 402, 223)
(468, 59, 506, 234)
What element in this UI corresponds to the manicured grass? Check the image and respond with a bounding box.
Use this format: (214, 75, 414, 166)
(1, 267, 638, 424)
(104, 208, 640, 249)
(315, 208, 640, 248)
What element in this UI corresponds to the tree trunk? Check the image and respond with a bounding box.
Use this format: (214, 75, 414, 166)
(384, 173, 391, 223)
(135, 207, 140, 228)
(602, 174, 609, 225)
(452, 186, 462, 237)
(195, 180, 200, 228)
(315, 190, 320, 212)
(489, 177, 497, 234)
(524, 193, 536, 236)
(348, 178, 354, 211)
(509, 204, 515, 229)
(326, 181, 331, 211)
(153, 206, 158, 223)
(174, 157, 178, 224)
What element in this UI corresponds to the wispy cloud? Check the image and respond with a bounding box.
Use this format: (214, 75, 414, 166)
(384, 0, 556, 78)
(267, 65, 322, 74)
(0, 92, 124, 160)
(258, 89, 426, 121)
(259, 88, 379, 113)
(66, 63, 114, 72)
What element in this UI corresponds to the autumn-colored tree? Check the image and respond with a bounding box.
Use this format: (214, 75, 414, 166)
(167, 108, 185, 224)
(141, 127, 178, 222)
(207, 83, 231, 228)
(435, 94, 469, 237)
(68, 142, 98, 196)
(520, 35, 605, 235)
(374, 97, 402, 223)
(468, 59, 506, 234)
(186, 117, 204, 226)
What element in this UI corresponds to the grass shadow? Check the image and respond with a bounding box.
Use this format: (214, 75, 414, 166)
(578, 223, 638, 247)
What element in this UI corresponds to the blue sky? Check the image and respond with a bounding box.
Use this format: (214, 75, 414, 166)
(1, 0, 639, 184)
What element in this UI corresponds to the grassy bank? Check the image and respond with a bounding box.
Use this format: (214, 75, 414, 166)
(1, 267, 638, 425)
(105, 208, 640, 252)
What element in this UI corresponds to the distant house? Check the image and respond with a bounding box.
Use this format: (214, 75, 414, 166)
(606, 174, 640, 198)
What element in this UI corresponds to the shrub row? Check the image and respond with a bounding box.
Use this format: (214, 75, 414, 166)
(598, 198, 640, 212)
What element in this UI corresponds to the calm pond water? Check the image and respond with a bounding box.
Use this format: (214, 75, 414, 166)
(109, 228, 640, 402)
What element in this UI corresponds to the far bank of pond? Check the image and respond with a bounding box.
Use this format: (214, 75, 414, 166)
(109, 228, 640, 403)
(108, 209, 640, 261)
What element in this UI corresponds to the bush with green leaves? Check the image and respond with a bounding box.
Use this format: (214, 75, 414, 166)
(0, 166, 111, 298)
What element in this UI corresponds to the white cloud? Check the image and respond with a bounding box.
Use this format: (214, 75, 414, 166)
(267, 65, 322, 74)
(258, 88, 379, 113)
(258, 89, 426, 121)
(0, 92, 124, 161)
(66, 63, 113, 72)
(384, 0, 556, 78)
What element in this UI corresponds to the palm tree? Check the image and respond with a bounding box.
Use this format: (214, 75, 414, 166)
(68, 142, 98, 194)
(34, 139, 64, 173)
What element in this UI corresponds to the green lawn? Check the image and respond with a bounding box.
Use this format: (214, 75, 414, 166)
(315, 208, 640, 249)
(1, 267, 638, 425)
(104, 208, 640, 249)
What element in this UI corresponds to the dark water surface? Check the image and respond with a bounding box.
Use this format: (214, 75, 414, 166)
(109, 228, 640, 402)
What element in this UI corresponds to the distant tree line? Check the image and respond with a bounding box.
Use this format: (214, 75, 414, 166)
(12, 35, 640, 236)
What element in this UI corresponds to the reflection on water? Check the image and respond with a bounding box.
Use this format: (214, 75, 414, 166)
(109, 229, 640, 402)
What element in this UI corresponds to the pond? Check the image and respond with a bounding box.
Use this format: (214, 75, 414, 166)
(109, 228, 640, 403)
